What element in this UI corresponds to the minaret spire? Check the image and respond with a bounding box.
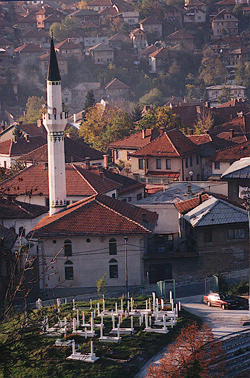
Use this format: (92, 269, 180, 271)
(43, 37, 68, 216)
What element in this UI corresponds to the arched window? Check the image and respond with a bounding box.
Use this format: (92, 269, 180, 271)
(109, 238, 117, 255)
(109, 258, 118, 278)
(64, 240, 72, 257)
(65, 260, 73, 280)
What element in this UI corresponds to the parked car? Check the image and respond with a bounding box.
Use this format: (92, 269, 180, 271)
(203, 292, 239, 309)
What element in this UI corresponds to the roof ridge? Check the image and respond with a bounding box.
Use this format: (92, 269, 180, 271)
(71, 164, 98, 195)
(165, 130, 181, 156)
(95, 196, 152, 233)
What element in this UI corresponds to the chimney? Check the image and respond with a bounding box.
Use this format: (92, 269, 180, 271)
(187, 184, 192, 194)
(229, 129, 234, 138)
(198, 193, 202, 204)
(142, 129, 146, 139)
(103, 154, 109, 168)
(85, 156, 90, 170)
(74, 114, 77, 123)
(159, 127, 164, 135)
(25, 134, 30, 142)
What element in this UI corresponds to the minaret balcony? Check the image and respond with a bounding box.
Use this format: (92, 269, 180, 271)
(42, 112, 68, 122)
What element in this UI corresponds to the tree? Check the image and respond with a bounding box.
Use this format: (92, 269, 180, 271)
(217, 86, 232, 104)
(139, 88, 164, 107)
(79, 105, 134, 151)
(199, 47, 227, 87)
(131, 104, 143, 122)
(138, 106, 182, 131)
(18, 96, 45, 124)
(194, 109, 214, 134)
(146, 322, 225, 378)
(84, 90, 95, 112)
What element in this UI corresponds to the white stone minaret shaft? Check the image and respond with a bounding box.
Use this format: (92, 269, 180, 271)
(43, 38, 67, 216)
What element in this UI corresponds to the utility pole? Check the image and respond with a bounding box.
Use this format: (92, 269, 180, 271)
(124, 236, 128, 297)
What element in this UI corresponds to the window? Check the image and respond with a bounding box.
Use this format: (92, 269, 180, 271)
(197, 174, 200, 181)
(196, 154, 200, 165)
(166, 159, 171, 169)
(137, 193, 142, 201)
(204, 229, 212, 244)
(109, 258, 118, 278)
(139, 159, 144, 169)
(228, 228, 246, 240)
(64, 239, 72, 257)
(109, 238, 117, 255)
(185, 158, 188, 168)
(214, 162, 220, 170)
(65, 260, 73, 280)
(156, 159, 161, 169)
(190, 156, 193, 167)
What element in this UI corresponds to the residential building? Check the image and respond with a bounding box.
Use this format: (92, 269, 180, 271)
(166, 29, 195, 51)
(87, 0, 113, 12)
(108, 33, 130, 50)
(39, 51, 69, 76)
(211, 9, 238, 39)
(130, 28, 148, 52)
(149, 47, 167, 73)
(206, 84, 246, 105)
(84, 36, 109, 52)
(184, 0, 207, 23)
(164, 6, 183, 26)
(55, 39, 83, 61)
(15, 14, 37, 32)
(68, 9, 100, 25)
(89, 43, 114, 64)
(105, 78, 130, 102)
(21, 28, 49, 48)
(62, 82, 102, 110)
(129, 129, 202, 181)
(35, 5, 64, 29)
(139, 17, 163, 38)
(14, 43, 46, 65)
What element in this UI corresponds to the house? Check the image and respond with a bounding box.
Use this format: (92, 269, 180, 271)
(21, 28, 49, 48)
(113, 1, 139, 25)
(108, 33, 130, 50)
(87, 0, 113, 12)
(15, 14, 37, 32)
(206, 84, 246, 105)
(139, 16, 163, 38)
(62, 82, 102, 110)
(105, 78, 130, 102)
(164, 5, 183, 26)
(139, 44, 158, 60)
(183, 0, 207, 24)
(39, 50, 69, 76)
(136, 183, 208, 282)
(130, 28, 148, 52)
(43, 14, 65, 31)
(109, 128, 160, 166)
(14, 43, 46, 65)
(89, 43, 114, 64)
(68, 9, 100, 26)
(0, 163, 121, 207)
(221, 157, 250, 204)
(211, 9, 238, 39)
(28, 194, 157, 295)
(0, 37, 15, 55)
(180, 196, 248, 278)
(55, 39, 83, 61)
(215, 0, 236, 13)
(129, 129, 202, 181)
(166, 29, 195, 51)
(84, 36, 109, 52)
(149, 47, 167, 73)
(35, 5, 64, 29)
(0, 135, 46, 168)
(228, 46, 250, 68)
(0, 122, 47, 144)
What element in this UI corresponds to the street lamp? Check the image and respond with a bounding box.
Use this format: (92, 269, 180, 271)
(124, 236, 128, 297)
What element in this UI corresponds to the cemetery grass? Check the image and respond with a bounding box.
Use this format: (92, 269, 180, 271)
(0, 296, 201, 378)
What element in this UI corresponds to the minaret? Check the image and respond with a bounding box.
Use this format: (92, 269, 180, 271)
(43, 37, 68, 216)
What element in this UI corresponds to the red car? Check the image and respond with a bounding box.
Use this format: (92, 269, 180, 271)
(203, 292, 239, 310)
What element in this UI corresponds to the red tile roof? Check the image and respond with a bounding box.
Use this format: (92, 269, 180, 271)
(14, 42, 45, 53)
(175, 193, 210, 214)
(105, 78, 129, 90)
(130, 129, 200, 157)
(188, 134, 212, 145)
(167, 29, 194, 41)
(0, 196, 48, 219)
(30, 194, 157, 237)
(0, 136, 46, 156)
(140, 16, 162, 25)
(211, 141, 250, 162)
(0, 164, 121, 197)
(108, 129, 160, 149)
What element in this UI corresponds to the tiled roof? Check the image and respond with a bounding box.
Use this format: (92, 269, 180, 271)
(55, 39, 78, 49)
(216, 0, 235, 5)
(150, 47, 166, 59)
(175, 193, 210, 214)
(21, 28, 47, 38)
(140, 16, 162, 25)
(70, 9, 99, 17)
(18, 137, 104, 164)
(89, 43, 114, 51)
(88, 0, 113, 5)
(211, 9, 238, 21)
(183, 196, 247, 227)
(0, 164, 121, 197)
(114, 1, 136, 12)
(186, 0, 206, 6)
(14, 43, 45, 53)
(130, 129, 200, 157)
(212, 141, 250, 162)
(0, 136, 46, 156)
(0, 196, 48, 219)
(108, 33, 129, 42)
(167, 29, 194, 40)
(108, 129, 160, 149)
(188, 134, 212, 145)
(30, 194, 157, 237)
(105, 78, 129, 90)
(140, 45, 158, 57)
(99, 6, 117, 16)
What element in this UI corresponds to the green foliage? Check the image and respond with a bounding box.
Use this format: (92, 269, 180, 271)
(131, 104, 143, 122)
(227, 281, 249, 296)
(79, 106, 134, 152)
(217, 86, 232, 104)
(50, 17, 81, 42)
(194, 109, 214, 134)
(199, 47, 227, 86)
(138, 105, 182, 131)
(96, 273, 107, 297)
(84, 90, 96, 112)
(19, 96, 45, 124)
(139, 88, 164, 107)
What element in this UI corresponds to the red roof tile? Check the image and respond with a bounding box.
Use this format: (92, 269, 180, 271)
(0, 136, 46, 156)
(30, 194, 157, 237)
(105, 78, 129, 90)
(212, 141, 250, 162)
(130, 129, 200, 157)
(14, 42, 45, 53)
(0, 196, 48, 219)
(0, 164, 121, 197)
(108, 129, 160, 149)
(175, 193, 210, 214)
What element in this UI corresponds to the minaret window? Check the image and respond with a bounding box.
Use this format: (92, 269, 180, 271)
(109, 258, 118, 278)
(53, 107, 57, 114)
(65, 260, 73, 280)
(64, 240, 72, 256)
(109, 238, 117, 255)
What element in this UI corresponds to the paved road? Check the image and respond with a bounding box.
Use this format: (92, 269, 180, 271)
(135, 295, 250, 377)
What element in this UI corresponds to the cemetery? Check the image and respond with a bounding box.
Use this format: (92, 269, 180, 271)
(0, 293, 200, 378)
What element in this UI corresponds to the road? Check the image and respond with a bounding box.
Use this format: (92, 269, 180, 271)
(135, 295, 250, 377)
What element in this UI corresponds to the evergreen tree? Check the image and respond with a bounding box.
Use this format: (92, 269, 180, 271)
(131, 104, 143, 122)
(84, 90, 95, 112)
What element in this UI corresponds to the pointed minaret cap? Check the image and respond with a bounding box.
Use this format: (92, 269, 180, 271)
(47, 37, 61, 82)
